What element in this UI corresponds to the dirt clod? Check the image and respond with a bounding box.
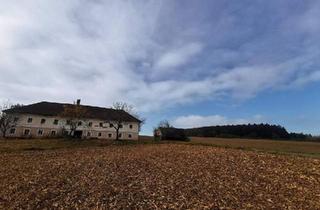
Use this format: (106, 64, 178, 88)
(0, 144, 319, 209)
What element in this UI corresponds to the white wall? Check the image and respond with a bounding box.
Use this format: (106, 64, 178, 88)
(9, 114, 139, 139)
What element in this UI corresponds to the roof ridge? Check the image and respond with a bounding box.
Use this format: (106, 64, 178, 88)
(37, 101, 116, 111)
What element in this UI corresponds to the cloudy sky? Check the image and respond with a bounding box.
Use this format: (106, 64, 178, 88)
(1, 0, 320, 135)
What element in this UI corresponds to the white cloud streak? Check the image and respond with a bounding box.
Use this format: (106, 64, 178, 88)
(153, 42, 203, 71)
(172, 114, 264, 128)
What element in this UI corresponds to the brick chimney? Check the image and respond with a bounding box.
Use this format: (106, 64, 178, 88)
(76, 99, 81, 105)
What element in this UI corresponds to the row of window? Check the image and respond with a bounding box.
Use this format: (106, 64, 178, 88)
(25, 117, 134, 129)
(27, 117, 59, 125)
(86, 132, 132, 138)
(10, 128, 132, 138)
(9, 128, 133, 139)
(10, 128, 57, 136)
(87, 122, 133, 129)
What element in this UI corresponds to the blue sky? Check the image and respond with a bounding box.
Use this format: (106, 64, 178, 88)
(0, 0, 319, 135)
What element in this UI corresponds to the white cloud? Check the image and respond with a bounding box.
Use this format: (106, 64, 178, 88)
(0, 1, 319, 114)
(0, 0, 161, 107)
(172, 114, 264, 128)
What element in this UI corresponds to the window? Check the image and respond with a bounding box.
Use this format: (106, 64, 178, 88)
(10, 128, 16, 134)
(99, 122, 103, 127)
(78, 121, 82, 126)
(98, 132, 102, 137)
(51, 130, 56, 136)
(53, 119, 59, 125)
(118, 133, 122, 138)
(24, 129, 30, 135)
(87, 132, 91, 137)
(109, 123, 113, 128)
(14, 117, 19, 122)
(108, 133, 112, 138)
(38, 129, 43, 136)
(88, 122, 92, 127)
(63, 130, 69, 136)
(27, 118, 33, 123)
(128, 134, 132, 138)
(41, 118, 46, 124)
(119, 124, 123, 128)
(66, 120, 71, 125)
(129, 124, 133, 129)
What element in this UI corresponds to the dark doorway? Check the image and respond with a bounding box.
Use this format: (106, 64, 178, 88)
(74, 130, 83, 138)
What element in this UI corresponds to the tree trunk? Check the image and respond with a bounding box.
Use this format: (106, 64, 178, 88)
(115, 128, 119, 141)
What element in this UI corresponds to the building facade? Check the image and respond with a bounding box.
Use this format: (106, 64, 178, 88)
(3, 101, 141, 140)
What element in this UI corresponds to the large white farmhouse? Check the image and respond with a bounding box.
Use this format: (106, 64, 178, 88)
(3, 101, 141, 140)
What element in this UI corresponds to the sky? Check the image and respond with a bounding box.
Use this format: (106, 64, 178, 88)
(0, 0, 320, 135)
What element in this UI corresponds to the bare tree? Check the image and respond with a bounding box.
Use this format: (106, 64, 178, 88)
(137, 117, 146, 132)
(0, 102, 17, 138)
(109, 102, 144, 141)
(59, 101, 88, 138)
(109, 102, 131, 141)
(112, 102, 134, 113)
(158, 120, 172, 128)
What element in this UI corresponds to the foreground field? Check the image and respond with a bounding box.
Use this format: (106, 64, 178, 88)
(0, 144, 320, 209)
(190, 137, 320, 158)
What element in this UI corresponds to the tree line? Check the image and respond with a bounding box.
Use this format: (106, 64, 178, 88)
(156, 121, 315, 141)
(184, 124, 313, 140)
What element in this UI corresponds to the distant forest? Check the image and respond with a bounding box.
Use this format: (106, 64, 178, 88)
(184, 124, 313, 140)
(159, 124, 316, 141)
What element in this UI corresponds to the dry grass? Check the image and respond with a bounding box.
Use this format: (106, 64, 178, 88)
(2, 136, 320, 158)
(0, 138, 110, 152)
(189, 137, 320, 158)
(0, 143, 320, 209)
(0, 138, 152, 152)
